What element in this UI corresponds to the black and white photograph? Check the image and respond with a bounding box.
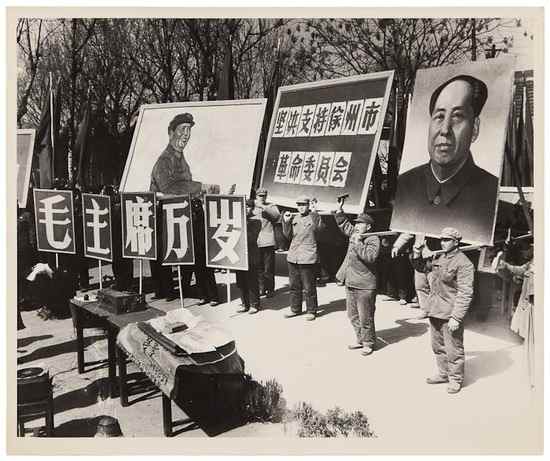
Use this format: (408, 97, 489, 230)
(7, 7, 543, 456)
(391, 58, 516, 245)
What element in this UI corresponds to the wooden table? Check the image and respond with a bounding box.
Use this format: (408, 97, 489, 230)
(69, 298, 165, 402)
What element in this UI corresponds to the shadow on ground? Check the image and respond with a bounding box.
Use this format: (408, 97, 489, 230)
(463, 348, 515, 387)
(53, 377, 111, 414)
(17, 334, 53, 348)
(17, 335, 106, 365)
(376, 319, 429, 350)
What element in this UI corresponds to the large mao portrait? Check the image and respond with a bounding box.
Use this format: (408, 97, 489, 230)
(391, 58, 516, 245)
(119, 99, 267, 197)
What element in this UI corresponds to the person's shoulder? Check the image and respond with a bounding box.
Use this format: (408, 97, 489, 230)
(398, 163, 428, 184)
(470, 163, 498, 186)
(456, 250, 475, 268)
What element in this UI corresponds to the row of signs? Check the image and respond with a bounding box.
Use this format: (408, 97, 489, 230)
(32, 189, 249, 271)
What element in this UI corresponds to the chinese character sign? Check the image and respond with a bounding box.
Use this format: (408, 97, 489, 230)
(33, 189, 76, 254)
(161, 195, 195, 265)
(205, 195, 248, 271)
(121, 192, 157, 260)
(260, 72, 394, 214)
(82, 193, 113, 262)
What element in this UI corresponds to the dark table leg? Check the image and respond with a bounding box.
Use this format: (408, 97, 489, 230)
(76, 325, 85, 374)
(107, 328, 118, 398)
(162, 394, 173, 437)
(117, 346, 128, 407)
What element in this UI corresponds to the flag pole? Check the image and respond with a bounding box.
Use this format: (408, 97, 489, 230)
(139, 259, 143, 294)
(55, 253, 59, 269)
(98, 260, 103, 290)
(49, 72, 55, 181)
(177, 265, 184, 309)
(226, 269, 231, 305)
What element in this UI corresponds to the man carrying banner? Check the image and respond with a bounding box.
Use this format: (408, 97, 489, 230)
(253, 189, 280, 298)
(282, 196, 325, 321)
(411, 227, 474, 395)
(236, 199, 262, 314)
(334, 207, 380, 356)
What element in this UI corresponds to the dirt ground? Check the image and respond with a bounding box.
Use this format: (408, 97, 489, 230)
(15, 262, 542, 453)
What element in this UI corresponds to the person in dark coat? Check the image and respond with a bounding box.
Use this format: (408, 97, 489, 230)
(334, 210, 380, 356)
(236, 199, 262, 314)
(281, 196, 325, 321)
(17, 206, 37, 329)
(181, 197, 220, 306)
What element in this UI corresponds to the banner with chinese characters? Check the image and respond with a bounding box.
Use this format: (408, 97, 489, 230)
(33, 189, 76, 254)
(121, 192, 157, 260)
(260, 71, 394, 214)
(205, 194, 248, 271)
(160, 195, 195, 265)
(82, 193, 113, 262)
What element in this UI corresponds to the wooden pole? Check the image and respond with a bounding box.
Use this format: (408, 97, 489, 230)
(177, 265, 184, 309)
(226, 270, 231, 305)
(55, 253, 59, 269)
(139, 259, 143, 295)
(98, 260, 103, 290)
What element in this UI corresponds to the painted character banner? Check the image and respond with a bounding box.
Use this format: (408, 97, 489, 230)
(33, 188, 76, 254)
(160, 194, 195, 266)
(121, 192, 157, 260)
(260, 71, 394, 214)
(82, 193, 113, 262)
(391, 58, 516, 246)
(205, 194, 248, 271)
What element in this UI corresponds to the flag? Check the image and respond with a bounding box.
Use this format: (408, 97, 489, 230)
(217, 36, 235, 100)
(34, 76, 60, 189)
(74, 100, 90, 188)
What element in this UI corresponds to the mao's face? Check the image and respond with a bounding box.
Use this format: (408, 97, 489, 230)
(169, 123, 192, 152)
(428, 80, 480, 169)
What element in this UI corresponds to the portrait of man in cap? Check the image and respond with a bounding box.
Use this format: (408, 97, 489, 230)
(392, 71, 505, 245)
(149, 112, 203, 196)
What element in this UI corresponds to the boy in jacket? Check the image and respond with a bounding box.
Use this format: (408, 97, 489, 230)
(412, 227, 474, 394)
(334, 210, 380, 356)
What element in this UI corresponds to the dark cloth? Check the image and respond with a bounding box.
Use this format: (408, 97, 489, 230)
(282, 211, 325, 265)
(429, 317, 465, 384)
(392, 255, 415, 301)
(346, 287, 377, 348)
(392, 153, 499, 244)
(257, 246, 275, 294)
(236, 265, 260, 309)
(18, 212, 37, 304)
(111, 202, 133, 290)
(334, 211, 380, 290)
(150, 201, 174, 297)
(288, 262, 317, 314)
(412, 248, 474, 322)
(71, 201, 89, 290)
(149, 143, 202, 195)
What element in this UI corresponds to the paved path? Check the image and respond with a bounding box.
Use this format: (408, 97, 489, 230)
(16, 271, 541, 452)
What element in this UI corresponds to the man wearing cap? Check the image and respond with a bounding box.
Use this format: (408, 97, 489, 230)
(282, 196, 325, 321)
(253, 189, 280, 298)
(412, 227, 474, 394)
(334, 209, 380, 356)
(149, 113, 203, 196)
(392, 75, 499, 245)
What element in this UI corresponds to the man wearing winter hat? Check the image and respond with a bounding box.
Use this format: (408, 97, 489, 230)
(282, 196, 325, 321)
(334, 210, 380, 356)
(150, 112, 203, 196)
(412, 227, 475, 394)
